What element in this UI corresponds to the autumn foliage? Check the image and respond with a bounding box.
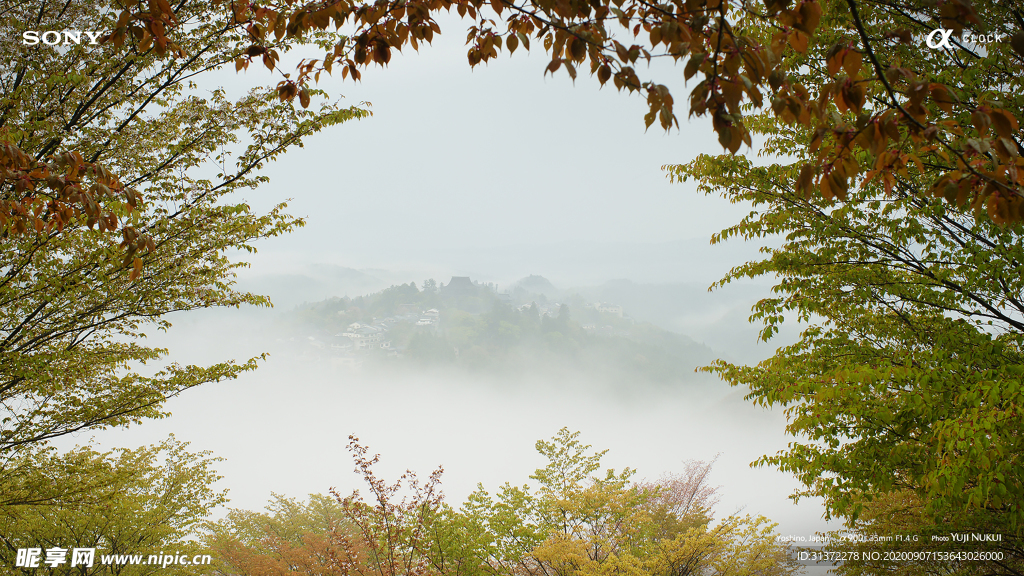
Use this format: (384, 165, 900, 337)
(209, 431, 796, 576)
(82, 0, 1024, 225)
(0, 144, 153, 278)
(209, 435, 445, 576)
(7, 0, 1022, 274)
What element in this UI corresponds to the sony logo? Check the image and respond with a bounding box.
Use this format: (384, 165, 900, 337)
(22, 30, 102, 46)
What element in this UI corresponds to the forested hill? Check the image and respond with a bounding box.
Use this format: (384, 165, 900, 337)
(282, 277, 722, 384)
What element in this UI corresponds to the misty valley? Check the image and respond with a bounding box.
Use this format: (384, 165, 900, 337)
(66, 265, 830, 572)
(5, 0, 1023, 573)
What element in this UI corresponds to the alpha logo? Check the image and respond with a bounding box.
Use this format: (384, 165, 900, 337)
(926, 28, 954, 50)
(22, 30, 102, 46)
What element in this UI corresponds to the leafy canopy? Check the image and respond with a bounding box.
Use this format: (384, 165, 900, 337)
(662, 0, 1024, 561)
(0, 436, 225, 575)
(0, 0, 367, 467)
(86, 0, 1024, 226)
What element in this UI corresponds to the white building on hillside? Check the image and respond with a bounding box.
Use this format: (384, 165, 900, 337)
(595, 302, 623, 317)
(339, 323, 387, 350)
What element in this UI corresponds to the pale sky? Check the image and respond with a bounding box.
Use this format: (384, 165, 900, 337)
(216, 14, 767, 282)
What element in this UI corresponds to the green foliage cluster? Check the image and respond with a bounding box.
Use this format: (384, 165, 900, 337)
(0, 0, 365, 565)
(0, 0, 365, 491)
(206, 494, 350, 575)
(209, 429, 797, 576)
(1, 437, 224, 575)
(663, 0, 1024, 570)
(0, 0, 368, 461)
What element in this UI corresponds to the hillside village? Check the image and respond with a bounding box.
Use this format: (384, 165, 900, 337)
(302, 277, 625, 356)
(281, 275, 717, 381)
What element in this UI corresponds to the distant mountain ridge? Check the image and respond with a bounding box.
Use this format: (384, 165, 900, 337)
(511, 275, 561, 299)
(239, 265, 796, 365)
(236, 265, 428, 309)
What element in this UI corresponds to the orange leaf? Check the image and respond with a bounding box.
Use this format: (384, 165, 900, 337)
(788, 30, 808, 53)
(971, 110, 991, 135)
(842, 49, 862, 76)
(826, 47, 844, 76)
(991, 109, 1018, 140)
(797, 1, 821, 34)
